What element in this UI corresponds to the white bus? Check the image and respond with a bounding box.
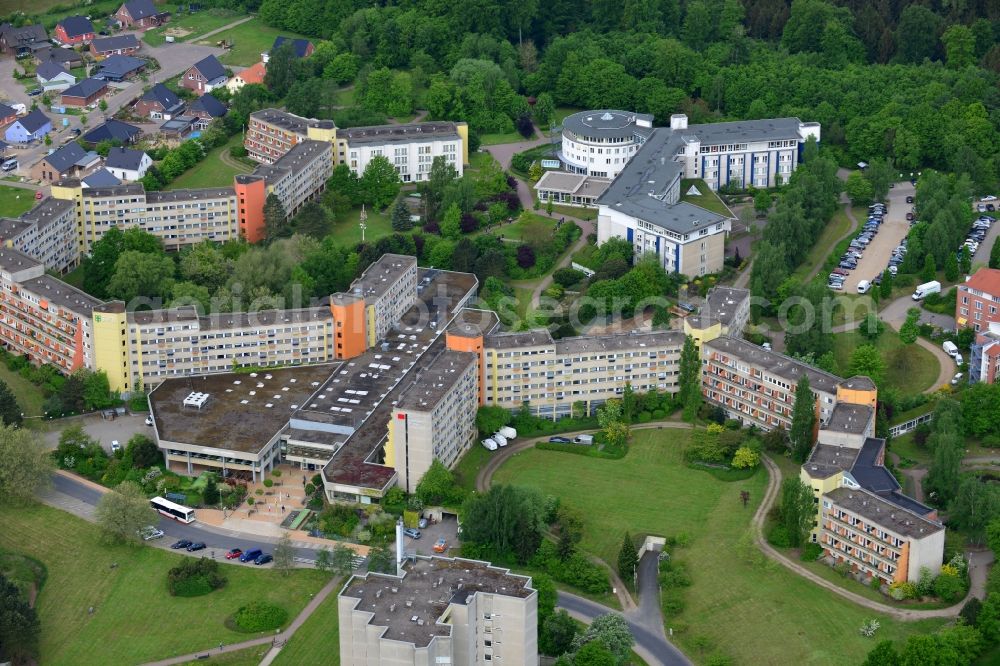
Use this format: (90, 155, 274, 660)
(150, 496, 196, 523)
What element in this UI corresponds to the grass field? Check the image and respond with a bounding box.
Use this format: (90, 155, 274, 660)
(551, 203, 597, 221)
(0, 361, 47, 416)
(143, 9, 243, 46)
(484, 211, 555, 242)
(0, 185, 39, 217)
(270, 585, 342, 666)
(204, 19, 310, 67)
(492, 430, 947, 665)
(180, 646, 267, 665)
(551, 106, 583, 129)
(0, 504, 329, 666)
(792, 206, 862, 281)
(680, 179, 733, 218)
(831, 328, 938, 394)
(167, 135, 249, 191)
(327, 205, 393, 247)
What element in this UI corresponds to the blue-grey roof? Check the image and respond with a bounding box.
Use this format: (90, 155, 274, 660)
(59, 15, 94, 38)
(189, 93, 226, 118)
(141, 83, 182, 112)
(191, 55, 226, 82)
(562, 109, 654, 141)
(686, 117, 805, 146)
(0, 23, 47, 47)
(36, 46, 83, 64)
(43, 142, 86, 172)
(0, 103, 14, 118)
(82, 168, 122, 188)
(91, 34, 138, 52)
(272, 36, 312, 58)
(82, 119, 140, 144)
(96, 54, 145, 78)
(16, 109, 50, 133)
(123, 0, 159, 20)
(105, 146, 147, 170)
(36, 61, 70, 81)
(61, 77, 106, 100)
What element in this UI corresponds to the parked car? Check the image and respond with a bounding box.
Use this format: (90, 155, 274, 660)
(110, 440, 121, 453)
(145, 415, 154, 426)
(418, 518, 429, 529)
(254, 553, 273, 565)
(952, 372, 964, 385)
(403, 528, 421, 539)
(139, 526, 163, 540)
(225, 548, 243, 559)
(433, 538, 448, 553)
(186, 542, 206, 552)
(906, 196, 914, 203)
(240, 548, 263, 563)
(171, 539, 192, 549)
(27, 88, 42, 96)
(978, 204, 988, 212)
(983, 195, 997, 201)
(548, 436, 571, 443)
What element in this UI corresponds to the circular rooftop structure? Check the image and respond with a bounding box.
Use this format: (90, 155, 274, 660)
(563, 110, 643, 140)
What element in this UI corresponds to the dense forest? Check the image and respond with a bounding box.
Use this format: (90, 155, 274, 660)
(214, 0, 1000, 188)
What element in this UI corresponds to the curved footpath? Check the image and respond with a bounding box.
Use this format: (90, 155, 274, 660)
(754, 455, 991, 620)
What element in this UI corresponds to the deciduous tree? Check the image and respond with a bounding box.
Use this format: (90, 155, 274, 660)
(0, 425, 52, 505)
(359, 155, 400, 209)
(273, 533, 294, 576)
(779, 478, 814, 548)
(95, 480, 152, 543)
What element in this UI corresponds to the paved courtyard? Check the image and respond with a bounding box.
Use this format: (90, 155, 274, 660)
(42, 413, 150, 453)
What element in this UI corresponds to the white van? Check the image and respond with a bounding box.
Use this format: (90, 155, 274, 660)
(1, 158, 17, 172)
(942, 341, 958, 357)
(857, 280, 871, 294)
(912, 280, 941, 300)
(955, 354, 964, 366)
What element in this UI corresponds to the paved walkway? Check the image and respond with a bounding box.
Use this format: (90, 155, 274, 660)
(753, 455, 990, 619)
(141, 574, 341, 666)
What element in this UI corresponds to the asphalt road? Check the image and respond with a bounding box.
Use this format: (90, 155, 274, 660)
(558, 591, 692, 666)
(49, 473, 329, 566)
(843, 182, 914, 293)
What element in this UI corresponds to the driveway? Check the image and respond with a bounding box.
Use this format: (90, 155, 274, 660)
(972, 198, 1000, 267)
(403, 514, 458, 557)
(844, 182, 914, 293)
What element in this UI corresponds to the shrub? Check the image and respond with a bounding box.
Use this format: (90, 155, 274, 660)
(934, 572, 966, 602)
(167, 558, 226, 597)
(661, 590, 685, 617)
(263, 479, 274, 488)
(652, 409, 665, 419)
(800, 543, 823, 562)
(766, 525, 791, 548)
(637, 412, 652, 423)
(233, 601, 288, 632)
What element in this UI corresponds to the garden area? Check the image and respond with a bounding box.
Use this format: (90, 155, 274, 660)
(142, 7, 243, 46)
(830, 328, 939, 394)
(490, 427, 949, 665)
(679, 179, 734, 218)
(0, 504, 328, 666)
(165, 134, 253, 191)
(202, 19, 310, 67)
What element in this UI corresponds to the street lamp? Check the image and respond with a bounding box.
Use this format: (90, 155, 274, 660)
(359, 204, 367, 242)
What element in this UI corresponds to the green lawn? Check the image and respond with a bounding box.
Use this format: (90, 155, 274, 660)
(484, 211, 555, 243)
(551, 203, 597, 221)
(481, 130, 533, 146)
(327, 205, 393, 247)
(831, 329, 939, 394)
(0, 361, 47, 417)
(143, 9, 243, 46)
(467, 150, 497, 173)
(680, 179, 734, 218)
(551, 106, 583, 129)
(492, 430, 947, 665)
(270, 584, 342, 666)
(792, 207, 862, 281)
(453, 443, 492, 492)
(0, 185, 38, 217)
(0, 503, 329, 666)
(204, 19, 310, 67)
(166, 134, 250, 191)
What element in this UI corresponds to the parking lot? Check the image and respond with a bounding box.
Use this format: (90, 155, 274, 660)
(843, 182, 915, 293)
(42, 412, 150, 454)
(973, 197, 1000, 266)
(402, 514, 459, 557)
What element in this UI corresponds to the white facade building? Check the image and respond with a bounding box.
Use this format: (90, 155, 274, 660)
(559, 109, 653, 179)
(337, 123, 466, 182)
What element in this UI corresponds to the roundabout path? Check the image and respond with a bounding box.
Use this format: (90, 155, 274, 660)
(753, 455, 990, 620)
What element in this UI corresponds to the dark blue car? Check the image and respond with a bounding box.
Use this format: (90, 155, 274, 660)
(239, 548, 262, 563)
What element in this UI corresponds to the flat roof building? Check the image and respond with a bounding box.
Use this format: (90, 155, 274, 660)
(339, 556, 537, 666)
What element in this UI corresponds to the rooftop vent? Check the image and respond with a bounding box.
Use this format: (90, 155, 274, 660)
(182, 392, 209, 409)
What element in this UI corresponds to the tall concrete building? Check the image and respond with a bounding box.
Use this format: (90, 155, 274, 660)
(0, 197, 79, 273)
(339, 556, 537, 666)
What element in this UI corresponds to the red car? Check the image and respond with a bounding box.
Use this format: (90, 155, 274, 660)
(225, 548, 243, 560)
(34, 190, 42, 200)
